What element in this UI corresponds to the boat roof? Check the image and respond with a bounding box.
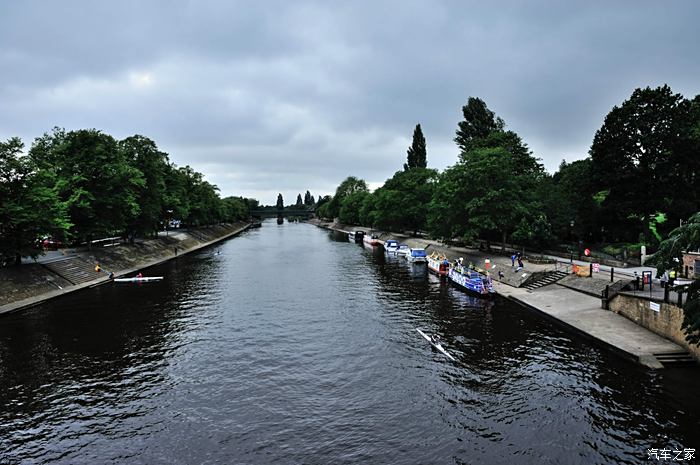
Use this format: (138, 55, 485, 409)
(386, 239, 398, 244)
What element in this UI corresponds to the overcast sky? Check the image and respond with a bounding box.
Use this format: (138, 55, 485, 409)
(2, 1, 699, 205)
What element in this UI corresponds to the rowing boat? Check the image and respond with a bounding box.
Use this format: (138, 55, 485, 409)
(113, 276, 163, 282)
(415, 328, 455, 361)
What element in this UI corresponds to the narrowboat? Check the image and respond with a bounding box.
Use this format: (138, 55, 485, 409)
(448, 265, 495, 296)
(427, 253, 449, 276)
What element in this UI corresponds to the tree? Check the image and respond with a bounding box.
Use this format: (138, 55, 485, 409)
(276, 193, 284, 210)
(304, 190, 314, 206)
(119, 135, 169, 237)
(647, 212, 700, 345)
(326, 176, 368, 219)
(374, 168, 437, 234)
(454, 97, 505, 153)
(0, 137, 70, 265)
(429, 147, 540, 249)
(590, 85, 698, 244)
(404, 123, 427, 170)
(339, 191, 369, 225)
(29, 128, 143, 245)
(296, 193, 303, 206)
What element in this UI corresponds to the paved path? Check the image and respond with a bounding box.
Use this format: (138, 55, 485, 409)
(494, 281, 686, 369)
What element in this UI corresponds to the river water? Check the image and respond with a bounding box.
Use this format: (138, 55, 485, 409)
(1, 221, 699, 464)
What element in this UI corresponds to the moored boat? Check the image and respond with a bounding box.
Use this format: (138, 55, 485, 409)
(384, 239, 399, 254)
(447, 264, 494, 296)
(397, 243, 410, 256)
(348, 230, 365, 243)
(363, 234, 380, 246)
(407, 248, 427, 263)
(427, 252, 449, 276)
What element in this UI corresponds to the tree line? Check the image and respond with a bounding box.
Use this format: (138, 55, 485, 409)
(0, 128, 258, 265)
(318, 85, 700, 256)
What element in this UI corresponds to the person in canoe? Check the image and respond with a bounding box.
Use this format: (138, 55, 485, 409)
(430, 334, 441, 346)
(136, 272, 143, 278)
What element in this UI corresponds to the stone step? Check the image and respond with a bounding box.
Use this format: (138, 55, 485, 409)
(654, 352, 696, 366)
(523, 270, 570, 290)
(42, 257, 99, 285)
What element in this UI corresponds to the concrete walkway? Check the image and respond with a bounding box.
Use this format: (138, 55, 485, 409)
(495, 281, 686, 369)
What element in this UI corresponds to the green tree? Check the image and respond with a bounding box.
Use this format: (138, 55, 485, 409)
(29, 128, 143, 245)
(0, 137, 71, 265)
(541, 159, 598, 243)
(304, 190, 314, 206)
(404, 123, 427, 170)
(276, 193, 284, 210)
(454, 97, 505, 152)
(590, 85, 698, 243)
(339, 191, 369, 225)
(326, 176, 368, 219)
(119, 135, 169, 237)
(646, 212, 700, 345)
(296, 193, 303, 206)
(429, 147, 539, 249)
(374, 168, 437, 234)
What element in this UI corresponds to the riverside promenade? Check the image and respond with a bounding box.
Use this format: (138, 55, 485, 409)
(494, 282, 685, 369)
(310, 219, 692, 368)
(0, 222, 250, 316)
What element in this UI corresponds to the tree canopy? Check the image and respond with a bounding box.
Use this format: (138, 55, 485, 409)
(404, 124, 427, 170)
(647, 212, 700, 345)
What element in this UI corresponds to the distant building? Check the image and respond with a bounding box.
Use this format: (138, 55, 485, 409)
(682, 251, 700, 279)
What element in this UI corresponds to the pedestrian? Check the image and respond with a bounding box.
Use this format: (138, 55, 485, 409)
(95, 264, 101, 273)
(498, 270, 505, 281)
(108, 271, 114, 279)
(516, 257, 524, 272)
(511, 254, 516, 266)
(660, 270, 669, 289)
(669, 270, 676, 286)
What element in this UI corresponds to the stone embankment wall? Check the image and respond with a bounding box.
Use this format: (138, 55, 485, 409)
(0, 222, 249, 314)
(609, 294, 700, 360)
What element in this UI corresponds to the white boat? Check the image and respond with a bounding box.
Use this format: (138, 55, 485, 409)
(415, 328, 455, 361)
(397, 243, 410, 256)
(114, 276, 164, 282)
(407, 248, 427, 263)
(385, 239, 399, 254)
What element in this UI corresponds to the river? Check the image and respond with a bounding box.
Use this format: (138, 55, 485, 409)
(1, 221, 699, 464)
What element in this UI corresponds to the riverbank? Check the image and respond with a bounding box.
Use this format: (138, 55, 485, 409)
(309, 218, 696, 367)
(0, 222, 250, 315)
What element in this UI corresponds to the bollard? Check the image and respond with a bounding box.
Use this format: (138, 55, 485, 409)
(664, 284, 669, 303)
(611, 267, 614, 283)
(589, 263, 593, 277)
(678, 291, 683, 307)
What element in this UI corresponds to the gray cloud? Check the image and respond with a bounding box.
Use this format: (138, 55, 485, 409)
(1, 1, 698, 204)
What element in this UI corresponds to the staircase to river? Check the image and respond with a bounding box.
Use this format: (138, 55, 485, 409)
(41, 256, 99, 285)
(653, 351, 696, 367)
(523, 270, 569, 290)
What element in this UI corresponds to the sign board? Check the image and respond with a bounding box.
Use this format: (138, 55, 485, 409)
(650, 302, 660, 312)
(592, 263, 600, 273)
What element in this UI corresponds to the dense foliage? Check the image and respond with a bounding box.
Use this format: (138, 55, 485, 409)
(319, 85, 699, 257)
(647, 213, 700, 343)
(0, 128, 256, 265)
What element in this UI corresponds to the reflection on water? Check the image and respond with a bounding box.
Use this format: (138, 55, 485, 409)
(0, 222, 699, 465)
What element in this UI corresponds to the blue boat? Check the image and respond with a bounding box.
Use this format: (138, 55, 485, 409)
(448, 265, 495, 296)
